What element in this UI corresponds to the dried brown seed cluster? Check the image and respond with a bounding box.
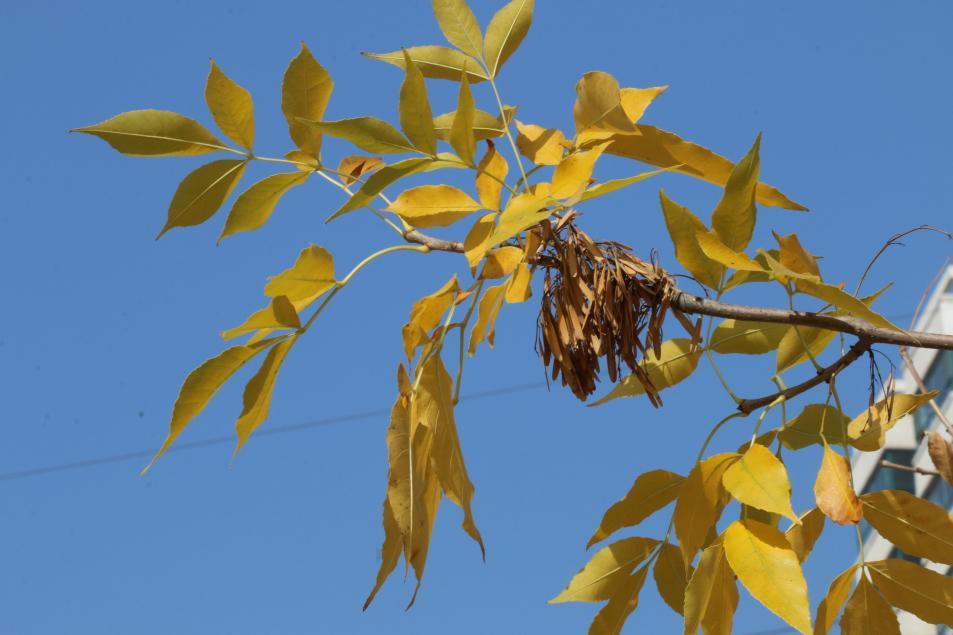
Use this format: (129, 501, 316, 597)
(534, 214, 700, 402)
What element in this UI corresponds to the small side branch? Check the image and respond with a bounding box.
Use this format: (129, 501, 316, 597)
(880, 459, 941, 477)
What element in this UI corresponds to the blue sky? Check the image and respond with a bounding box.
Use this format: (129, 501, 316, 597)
(2, 1, 952, 633)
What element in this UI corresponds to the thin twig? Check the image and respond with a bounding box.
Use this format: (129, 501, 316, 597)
(880, 459, 941, 476)
(856, 225, 953, 295)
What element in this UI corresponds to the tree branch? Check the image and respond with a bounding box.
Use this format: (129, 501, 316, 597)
(880, 459, 941, 477)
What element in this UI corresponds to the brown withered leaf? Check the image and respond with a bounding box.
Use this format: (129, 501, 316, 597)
(927, 431, 953, 485)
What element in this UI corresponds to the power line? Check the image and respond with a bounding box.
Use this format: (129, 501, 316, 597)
(0, 382, 546, 483)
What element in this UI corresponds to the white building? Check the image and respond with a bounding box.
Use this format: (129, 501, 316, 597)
(852, 265, 953, 634)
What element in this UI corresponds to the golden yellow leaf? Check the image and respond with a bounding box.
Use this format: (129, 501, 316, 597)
(515, 121, 566, 165)
(573, 71, 637, 136)
(578, 168, 670, 203)
(927, 431, 953, 485)
(431, 0, 483, 58)
(604, 124, 806, 210)
(337, 155, 384, 185)
(710, 319, 787, 355)
(653, 543, 690, 616)
(861, 489, 953, 565)
(619, 86, 668, 123)
(449, 71, 477, 165)
(285, 150, 319, 171)
(386, 184, 482, 228)
(264, 244, 336, 304)
(384, 365, 413, 541)
(282, 43, 333, 157)
(723, 519, 812, 634)
(722, 444, 800, 524)
(220, 295, 301, 342)
(363, 46, 489, 83)
(328, 157, 431, 221)
(552, 145, 607, 200)
(464, 212, 499, 269)
(219, 171, 309, 240)
(72, 109, 226, 156)
(814, 444, 862, 525)
(839, 573, 899, 635)
(659, 190, 724, 290)
(480, 246, 522, 279)
(683, 541, 738, 635)
(696, 229, 765, 272)
(305, 117, 415, 154)
(814, 565, 858, 635)
(505, 263, 532, 304)
(485, 183, 553, 250)
(483, 0, 534, 77)
(475, 141, 509, 211)
(588, 469, 685, 548)
(159, 159, 247, 237)
(776, 325, 837, 374)
(588, 565, 650, 635)
(234, 336, 296, 452)
(403, 276, 460, 359)
(205, 61, 254, 151)
(774, 232, 820, 278)
(363, 499, 402, 610)
(722, 250, 777, 291)
(399, 51, 437, 156)
(143, 336, 287, 471)
(795, 279, 900, 331)
(435, 108, 508, 141)
(550, 537, 658, 603)
(591, 339, 702, 406)
(778, 404, 850, 450)
(785, 507, 826, 564)
(867, 558, 953, 627)
(674, 453, 739, 565)
(468, 283, 506, 355)
(711, 134, 760, 251)
(848, 392, 939, 451)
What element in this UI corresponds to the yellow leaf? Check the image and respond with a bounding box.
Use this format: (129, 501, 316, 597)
(839, 573, 900, 635)
(673, 453, 739, 564)
(505, 263, 533, 304)
(464, 212, 499, 269)
(480, 246, 522, 279)
(284, 150, 319, 171)
(573, 71, 638, 136)
(604, 124, 807, 210)
(387, 184, 481, 228)
(588, 565, 650, 635)
(710, 319, 786, 355)
(779, 404, 850, 451)
(814, 444, 862, 525)
(363, 499, 403, 610)
(205, 61, 254, 151)
(848, 392, 939, 451)
(619, 86, 668, 123)
(475, 141, 509, 211)
(336, 155, 384, 185)
(723, 519, 812, 634)
(143, 336, 286, 471)
(263, 245, 336, 307)
(515, 121, 566, 165)
(814, 565, 858, 635)
(485, 182, 553, 250)
(722, 444, 800, 524)
(927, 430, 953, 485)
(403, 276, 459, 359)
(588, 469, 685, 548)
(659, 190, 724, 290)
(159, 159, 247, 237)
(776, 325, 837, 373)
(578, 168, 670, 203)
(795, 279, 900, 331)
(468, 283, 506, 355)
(282, 43, 333, 157)
(785, 507, 826, 564)
(591, 339, 702, 406)
(72, 109, 225, 156)
(363, 46, 489, 83)
(550, 537, 658, 603)
(683, 541, 738, 635)
(774, 232, 820, 278)
(696, 229, 765, 271)
(449, 71, 477, 165)
(234, 336, 296, 452)
(305, 117, 414, 154)
(861, 489, 953, 565)
(483, 0, 534, 77)
(384, 365, 413, 539)
(220, 171, 309, 240)
(552, 145, 607, 200)
(431, 0, 483, 58)
(710, 134, 760, 251)
(867, 558, 953, 627)
(435, 108, 508, 141)
(722, 249, 777, 291)
(399, 51, 437, 156)
(653, 543, 691, 616)
(220, 295, 301, 342)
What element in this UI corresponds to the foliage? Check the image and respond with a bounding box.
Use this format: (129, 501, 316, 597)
(74, 0, 953, 632)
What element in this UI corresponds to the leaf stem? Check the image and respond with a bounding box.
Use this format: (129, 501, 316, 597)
(486, 75, 529, 187)
(453, 280, 485, 405)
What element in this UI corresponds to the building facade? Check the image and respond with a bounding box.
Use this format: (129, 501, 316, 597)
(852, 265, 953, 634)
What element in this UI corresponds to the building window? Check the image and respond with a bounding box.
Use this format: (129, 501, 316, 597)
(914, 351, 953, 437)
(860, 449, 916, 543)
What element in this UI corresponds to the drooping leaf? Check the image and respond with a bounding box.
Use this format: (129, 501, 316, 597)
(282, 43, 333, 157)
(839, 573, 899, 635)
(588, 565, 650, 635)
(475, 140, 509, 210)
(386, 184, 481, 228)
(867, 558, 953, 627)
(399, 51, 437, 156)
(785, 507, 826, 564)
(431, 0, 483, 58)
(588, 469, 685, 548)
(710, 319, 786, 355)
(927, 431, 953, 485)
(363, 499, 403, 610)
(514, 120, 566, 166)
(483, 0, 534, 77)
(848, 392, 939, 451)
(591, 339, 702, 406)
(573, 71, 637, 137)
(304, 117, 415, 154)
(449, 71, 477, 165)
(814, 565, 858, 635)
(723, 519, 812, 634)
(653, 543, 691, 616)
(403, 276, 460, 359)
(551, 145, 607, 200)
(505, 263, 532, 304)
(363, 46, 489, 83)
(722, 444, 800, 523)
(577, 168, 670, 203)
(337, 155, 384, 186)
(674, 453, 739, 565)
(795, 279, 900, 331)
(710, 134, 760, 252)
(604, 124, 806, 210)
(234, 336, 296, 452)
(464, 212, 499, 269)
(778, 404, 850, 450)
(72, 109, 226, 156)
(220, 171, 309, 240)
(683, 541, 738, 635)
(550, 537, 658, 603)
(659, 190, 724, 290)
(480, 246, 522, 279)
(619, 86, 668, 123)
(860, 489, 953, 565)
(205, 61, 255, 151)
(776, 324, 838, 373)
(814, 443, 863, 525)
(468, 283, 506, 355)
(159, 159, 247, 237)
